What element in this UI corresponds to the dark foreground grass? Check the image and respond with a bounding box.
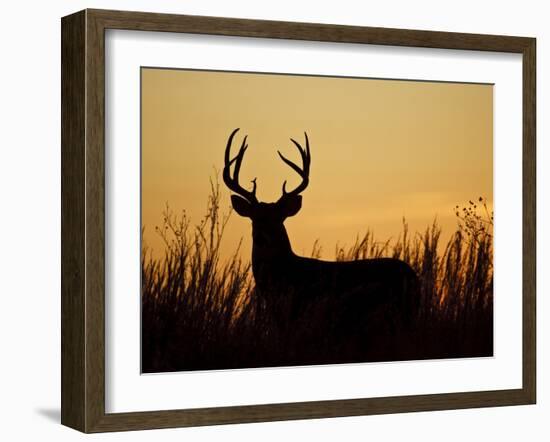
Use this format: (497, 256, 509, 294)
(142, 184, 493, 373)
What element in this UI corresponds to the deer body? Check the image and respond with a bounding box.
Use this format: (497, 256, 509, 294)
(223, 128, 418, 330)
(247, 208, 413, 295)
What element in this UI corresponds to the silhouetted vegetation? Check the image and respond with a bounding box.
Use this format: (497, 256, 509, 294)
(142, 182, 493, 373)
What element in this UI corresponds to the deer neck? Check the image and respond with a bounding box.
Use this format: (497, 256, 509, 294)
(251, 222, 295, 284)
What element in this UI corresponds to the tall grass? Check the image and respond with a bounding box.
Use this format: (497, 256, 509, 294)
(142, 184, 493, 372)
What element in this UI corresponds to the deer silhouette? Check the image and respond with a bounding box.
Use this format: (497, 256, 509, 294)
(223, 128, 419, 335)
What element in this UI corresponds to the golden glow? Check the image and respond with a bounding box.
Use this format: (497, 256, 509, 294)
(142, 68, 492, 261)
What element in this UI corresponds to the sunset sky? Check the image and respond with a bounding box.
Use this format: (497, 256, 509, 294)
(141, 68, 493, 262)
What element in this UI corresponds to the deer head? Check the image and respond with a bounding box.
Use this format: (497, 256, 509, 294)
(223, 128, 311, 259)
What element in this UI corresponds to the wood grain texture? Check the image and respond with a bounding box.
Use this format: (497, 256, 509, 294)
(61, 10, 86, 432)
(60, 8, 537, 433)
(90, 389, 531, 433)
(84, 10, 107, 432)
(522, 38, 536, 403)
(89, 8, 532, 52)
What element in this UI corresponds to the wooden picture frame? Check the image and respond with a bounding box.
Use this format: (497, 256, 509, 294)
(61, 8, 536, 433)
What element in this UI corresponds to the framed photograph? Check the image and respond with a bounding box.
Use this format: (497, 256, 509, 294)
(61, 9, 536, 433)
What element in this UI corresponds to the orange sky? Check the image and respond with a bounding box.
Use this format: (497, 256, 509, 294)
(141, 68, 493, 262)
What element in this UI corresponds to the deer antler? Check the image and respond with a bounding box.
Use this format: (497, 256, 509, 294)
(223, 128, 258, 203)
(278, 132, 311, 197)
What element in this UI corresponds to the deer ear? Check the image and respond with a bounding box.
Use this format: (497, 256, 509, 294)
(280, 195, 302, 217)
(231, 195, 253, 217)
